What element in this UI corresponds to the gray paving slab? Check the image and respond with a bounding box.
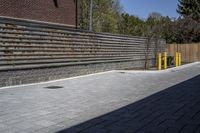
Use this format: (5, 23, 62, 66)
(0, 62, 199, 133)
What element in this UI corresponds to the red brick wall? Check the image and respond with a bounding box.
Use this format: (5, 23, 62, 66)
(0, 0, 77, 26)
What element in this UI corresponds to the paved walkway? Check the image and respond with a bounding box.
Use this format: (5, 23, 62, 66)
(0, 62, 199, 133)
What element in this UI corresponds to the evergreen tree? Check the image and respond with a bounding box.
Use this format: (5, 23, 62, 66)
(177, 0, 200, 21)
(78, 0, 199, 44)
(120, 13, 145, 36)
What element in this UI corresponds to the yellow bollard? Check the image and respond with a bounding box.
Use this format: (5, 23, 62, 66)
(175, 52, 179, 67)
(158, 53, 162, 70)
(179, 53, 181, 66)
(164, 52, 167, 69)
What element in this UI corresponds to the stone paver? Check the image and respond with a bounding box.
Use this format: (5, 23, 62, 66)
(0, 62, 199, 133)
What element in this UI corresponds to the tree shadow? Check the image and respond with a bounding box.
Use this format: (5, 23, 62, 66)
(57, 75, 200, 133)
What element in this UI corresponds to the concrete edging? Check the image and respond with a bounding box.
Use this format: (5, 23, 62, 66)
(116, 62, 200, 74)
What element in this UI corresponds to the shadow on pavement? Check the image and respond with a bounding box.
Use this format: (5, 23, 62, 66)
(57, 75, 200, 133)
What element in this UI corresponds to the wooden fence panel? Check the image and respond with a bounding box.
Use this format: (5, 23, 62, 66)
(181, 44, 185, 62)
(166, 43, 200, 63)
(193, 44, 199, 61)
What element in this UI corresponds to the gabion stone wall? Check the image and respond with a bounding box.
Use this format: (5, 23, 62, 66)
(0, 17, 165, 87)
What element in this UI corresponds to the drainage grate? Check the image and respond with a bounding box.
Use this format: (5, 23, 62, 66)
(118, 72, 126, 74)
(45, 86, 63, 89)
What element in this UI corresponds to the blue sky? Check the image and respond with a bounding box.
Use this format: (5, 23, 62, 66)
(120, 0, 179, 19)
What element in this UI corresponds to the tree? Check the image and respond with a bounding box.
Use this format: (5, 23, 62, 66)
(143, 12, 165, 69)
(176, 0, 200, 43)
(78, 0, 90, 30)
(120, 13, 145, 36)
(177, 0, 200, 22)
(170, 17, 200, 43)
(161, 16, 176, 44)
(78, 0, 199, 44)
(148, 12, 162, 20)
(78, 0, 123, 33)
(89, 0, 93, 31)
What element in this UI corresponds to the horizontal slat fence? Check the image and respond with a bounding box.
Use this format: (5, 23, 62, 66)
(0, 17, 165, 87)
(166, 43, 200, 63)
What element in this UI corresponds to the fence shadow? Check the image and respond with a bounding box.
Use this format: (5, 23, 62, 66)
(57, 75, 200, 133)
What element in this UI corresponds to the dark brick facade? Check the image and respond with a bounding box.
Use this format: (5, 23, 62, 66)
(0, 0, 77, 27)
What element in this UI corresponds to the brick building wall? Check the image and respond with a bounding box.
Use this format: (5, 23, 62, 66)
(0, 0, 77, 27)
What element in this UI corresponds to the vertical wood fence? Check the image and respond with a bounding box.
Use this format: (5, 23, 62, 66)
(166, 43, 200, 63)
